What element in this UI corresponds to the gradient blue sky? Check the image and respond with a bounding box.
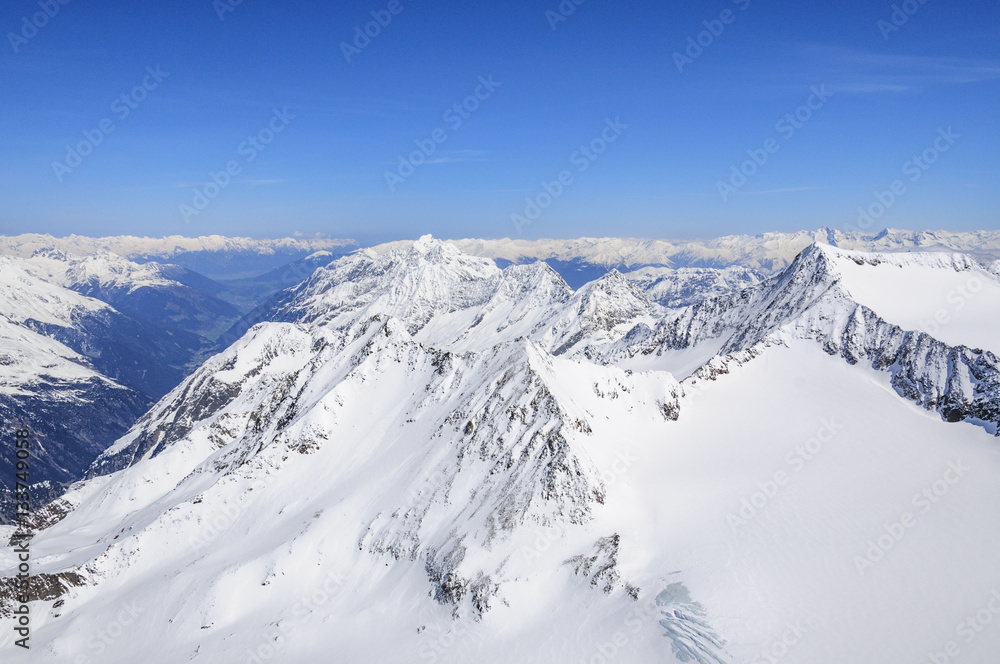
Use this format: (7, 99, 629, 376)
(1, 0, 997, 245)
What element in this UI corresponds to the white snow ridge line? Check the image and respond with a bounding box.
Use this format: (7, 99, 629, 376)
(2, 235, 1000, 663)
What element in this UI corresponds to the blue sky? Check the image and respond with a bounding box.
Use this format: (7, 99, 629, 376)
(0, 0, 997, 245)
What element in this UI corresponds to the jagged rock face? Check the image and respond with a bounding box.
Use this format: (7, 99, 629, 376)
(547, 270, 663, 358)
(0, 572, 85, 618)
(0, 261, 159, 514)
(0, 370, 148, 522)
(613, 244, 1000, 434)
(239, 236, 502, 335)
(438, 262, 573, 352)
(223, 237, 663, 361)
(565, 534, 624, 595)
(80, 314, 679, 617)
(5, 236, 1000, 663)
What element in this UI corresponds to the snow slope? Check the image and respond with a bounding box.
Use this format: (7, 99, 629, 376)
(18, 249, 242, 340)
(828, 248, 1000, 354)
(3, 336, 998, 663)
(2, 238, 1000, 664)
(0, 257, 108, 328)
(609, 243, 1000, 434)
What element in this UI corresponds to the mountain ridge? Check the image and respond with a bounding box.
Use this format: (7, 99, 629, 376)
(4, 233, 1000, 663)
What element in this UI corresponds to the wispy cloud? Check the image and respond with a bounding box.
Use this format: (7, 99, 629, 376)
(692, 186, 823, 198)
(381, 150, 490, 166)
(112, 178, 289, 191)
(742, 186, 823, 195)
(424, 150, 490, 165)
(807, 46, 1000, 94)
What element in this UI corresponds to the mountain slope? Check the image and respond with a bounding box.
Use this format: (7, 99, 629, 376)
(3, 239, 1000, 663)
(3, 328, 999, 663)
(0, 319, 149, 518)
(3, 315, 681, 624)
(612, 244, 1000, 434)
(223, 237, 662, 360)
(20, 249, 241, 340)
(622, 265, 765, 308)
(0, 255, 225, 513)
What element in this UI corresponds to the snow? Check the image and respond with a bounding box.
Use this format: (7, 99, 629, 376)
(0, 234, 355, 260)
(622, 265, 765, 308)
(819, 245, 1000, 354)
(4, 335, 999, 663)
(0, 255, 138, 394)
(0, 256, 110, 328)
(633, 342, 1000, 664)
(371, 228, 1000, 272)
(16, 250, 179, 294)
(3, 234, 1000, 663)
(0, 319, 110, 395)
(615, 337, 729, 379)
(250, 237, 662, 359)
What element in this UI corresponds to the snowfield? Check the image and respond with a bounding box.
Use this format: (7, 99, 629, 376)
(825, 247, 1000, 355)
(2, 234, 1000, 664)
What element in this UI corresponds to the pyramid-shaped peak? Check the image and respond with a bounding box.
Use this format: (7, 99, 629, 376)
(413, 233, 436, 249)
(412, 234, 448, 253)
(584, 267, 644, 294)
(403, 235, 475, 264)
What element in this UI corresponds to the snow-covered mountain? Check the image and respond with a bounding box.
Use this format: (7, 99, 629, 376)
(3, 236, 1000, 663)
(609, 244, 1000, 433)
(0, 250, 246, 511)
(0, 234, 355, 261)
(0, 255, 213, 399)
(222, 236, 663, 357)
(18, 249, 242, 340)
(0, 258, 153, 512)
(376, 227, 1000, 273)
(0, 316, 149, 512)
(621, 265, 766, 308)
(0, 234, 357, 281)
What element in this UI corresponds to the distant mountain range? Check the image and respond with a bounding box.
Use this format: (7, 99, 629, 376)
(3, 227, 998, 512)
(0, 234, 357, 280)
(2, 231, 1000, 663)
(2, 229, 1000, 663)
(375, 227, 1000, 274)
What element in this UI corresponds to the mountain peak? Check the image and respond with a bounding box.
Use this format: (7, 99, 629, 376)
(581, 267, 652, 302)
(412, 233, 442, 254)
